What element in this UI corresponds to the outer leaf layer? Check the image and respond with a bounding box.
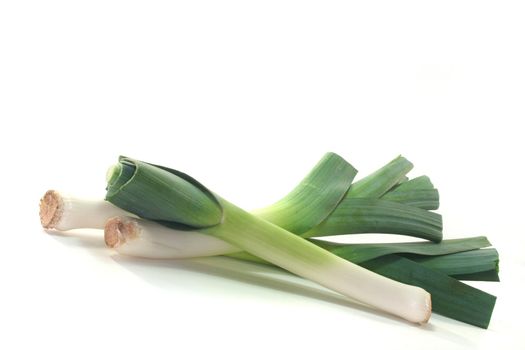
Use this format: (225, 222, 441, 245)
(253, 152, 357, 234)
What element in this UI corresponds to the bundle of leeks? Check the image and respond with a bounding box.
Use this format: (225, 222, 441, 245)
(40, 153, 497, 328)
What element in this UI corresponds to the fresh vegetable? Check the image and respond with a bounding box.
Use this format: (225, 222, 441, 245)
(103, 155, 432, 323)
(39, 152, 498, 328)
(102, 215, 496, 328)
(38, 192, 496, 279)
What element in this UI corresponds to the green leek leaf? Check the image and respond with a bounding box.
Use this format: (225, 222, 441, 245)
(314, 236, 491, 263)
(382, 189, 439, 210)
(253, 152, 357, 234)
(345, 156, 413, 198)
(452, 270, 500, 282)
(303, 198, 443, 242)
(106, 159, 223, 228)
(408, 248, 499, 276)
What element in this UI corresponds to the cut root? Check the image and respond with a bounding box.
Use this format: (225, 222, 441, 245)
(39, 190, 64, 229)
(104, 216, 139, 248)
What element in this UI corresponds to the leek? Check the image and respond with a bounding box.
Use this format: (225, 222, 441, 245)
(101, 216, 495, 328)
(40, 153, 496, 327)
(42, 191, 441, 242)
(41, 153, 441, 241)
(39, 193, 494, 280)
(104, 156, 432, 323)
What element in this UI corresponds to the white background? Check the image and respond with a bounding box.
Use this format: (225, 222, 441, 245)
(1, 1, 524, 349)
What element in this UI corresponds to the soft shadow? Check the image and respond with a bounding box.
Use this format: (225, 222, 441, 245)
(112, 254, 423, 327)
(45, 229, 109, 255)
(45, 229, 434, 328)
(424, 315, 482, 347)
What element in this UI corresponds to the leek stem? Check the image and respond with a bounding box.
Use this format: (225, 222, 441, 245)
(39, 190, 131, 231)
(208, 200, 433, 324)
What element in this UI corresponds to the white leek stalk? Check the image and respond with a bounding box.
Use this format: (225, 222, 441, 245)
(105, 216, 238, 258)
(39, 190, 131, 231)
